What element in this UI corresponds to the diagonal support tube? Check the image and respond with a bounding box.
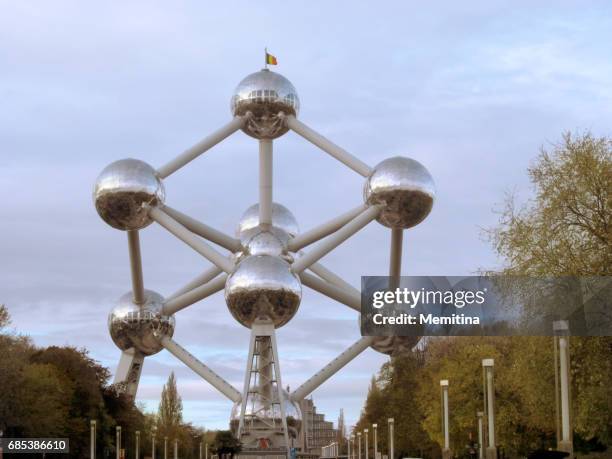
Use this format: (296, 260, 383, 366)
(149, 207, 234, 273)
(291, 205, 382, 273)
(127, 230, 145, 305)
(157, 115, 249, 179)
(282, 114, 372, 177)
(165, 265, 224, 302)
(163, 274, 227, 315)
(300, 272, 361, 312)
(162, 205, 241, 252)
(309, 262, 358, 294)
(159, 335, 242, 403)
(259, 139, 273, 226)
(288, 204, 368, 252)
(290, 336, 374, 401)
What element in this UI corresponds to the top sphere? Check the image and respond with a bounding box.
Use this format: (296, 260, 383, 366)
(93, 159, 165, 231)
(230, 69, 300, 139)
(364, 156, 435, 229)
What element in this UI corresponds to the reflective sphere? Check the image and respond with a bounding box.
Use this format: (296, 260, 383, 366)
(236, 202, 299, 239)
(370, 336, 421, 356)
(108, 290, 175, 356)
(225, 255, 301, 328)
(94, 159, 165, 231)
(364, 156, 435, 229)
(230, 389, 302, 438)
(230, 69, 300, 139)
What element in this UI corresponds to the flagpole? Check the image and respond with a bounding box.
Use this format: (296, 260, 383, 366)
(264, 47, 268, 70)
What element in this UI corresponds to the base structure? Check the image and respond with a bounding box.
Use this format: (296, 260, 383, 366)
(233, 319, 298, 454)
(113, 348, 144, 397)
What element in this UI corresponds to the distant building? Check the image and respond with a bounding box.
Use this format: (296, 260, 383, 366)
(300, 398, 338, 455)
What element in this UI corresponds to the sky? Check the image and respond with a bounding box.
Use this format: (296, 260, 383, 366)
(1, 1, 611, 432)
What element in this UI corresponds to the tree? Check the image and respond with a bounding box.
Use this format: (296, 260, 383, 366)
(157, 372, 183, 439)
(337, 408, 346, 452)
(0, 304, 10, 329)
(212, 430, 242, 459)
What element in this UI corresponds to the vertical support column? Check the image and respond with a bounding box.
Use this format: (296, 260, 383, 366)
(127, 230, 145, 305)
(477, 412, 484, 459)
(205, 442, 209, 459)
(116, 426, 121, 459)
(554, 320, 573, 455)
(174, 439, 178, 459)
(364, 429, 369, 459)
(151, 429, 156, 459)
(440, 380, 451, 459)
(259, 139, 273, 226)
(90, 420, 96, 459)
(135, 431, 140, 459)
(389, 229, 403, 291)
(357, 432, 362, 459)
(388, 418, 394, 459)
(372, 424, 378, 459)
(482, 359, 496, 459)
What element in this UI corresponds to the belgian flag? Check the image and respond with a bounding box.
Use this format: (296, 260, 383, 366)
(265, 50, 278, 66)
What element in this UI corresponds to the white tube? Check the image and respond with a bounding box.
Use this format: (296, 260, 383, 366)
(309, 262, 358, 294)
(149, 207, 234, 273)
(114, 348, 145, 398)
(288, 204, 368, 252)
(162, 206, 240, 252)
(300, 272, 361, 312)
(159, 336, 242, 403)
(127, 230, 145, 305)
(259, 139, 273, 226)
(291, 206, 382, 273)
(157, 116, 248, 178)
(165, 266, 223, 302)
(162, 274, 227, 315)
(290, 336, 374, 401)
(283, 115, 372, 177)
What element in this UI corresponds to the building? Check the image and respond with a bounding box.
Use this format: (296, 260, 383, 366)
(300, 398, 338, 455)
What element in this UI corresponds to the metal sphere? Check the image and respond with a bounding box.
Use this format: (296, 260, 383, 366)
(93, 158, 165, 231)
(364, 156, 435, 229)
(230, 69, 300, 139)
(230, 389, 302, 437)
(225, 255, 301, 328)
(370, 336, 421, 356)
(108, 290, 174, 356)
(236, 202, 299, 239)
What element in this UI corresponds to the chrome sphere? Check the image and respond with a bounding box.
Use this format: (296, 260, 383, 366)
(225, 255, 301, 328)
(230, 389, 302, 438)
(370, 336, 421, 356)
(237, 202, 299, 239)
(230, 69, 300, 139)
(364, 156, 435, 229)
(93, 159, 165, 231)
(108, 290, 175, 356)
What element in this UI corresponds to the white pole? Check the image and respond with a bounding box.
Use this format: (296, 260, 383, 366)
(440, 380, 450, 456)
(164, 437, 168, 459)
(259, 139, 273, 226)
(157, 115, 248, 178)
(299, 272, 361, 312)
(477, 412, 484, 459)
(127, 230, 145, 305)
(364, 429, 369, 459)
(205, 443, 209, 459)
(388, 418, 394, 459)
(174, 439, 178, 459)
(357, 432, 362, 459)
(482, 359, 496, 459)
(554, 320, 572, 454)
(348, 435, 351, 459)
(116, 426, 121, 459)
(372, 424, 377, 459)
(90, 420, 96, 459)
(162, 274, 227, 315)
(152, 431, 156, 459)
(135, 431, 140, 459)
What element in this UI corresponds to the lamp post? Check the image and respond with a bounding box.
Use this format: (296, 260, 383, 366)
(348, 434, 352, 459)
(440, 380, 451, 459)
(554, 320, 573, 455)
(164, 437, 168, 459)
(477, 412, 484, 459)
(116, 426, 121, 459)
(482, 359, 496, 459)
(364, 429, 369, 459)
(357, 432, 362, 459)
(387, 418, 394, 459)
(205, 442, 209, 459)
(135, 431, 140, 459)
(372, 424, 378, 459)
(151, 427, 157, 459)
(174, 439, 178, 459)
(90, 420, 97, 459)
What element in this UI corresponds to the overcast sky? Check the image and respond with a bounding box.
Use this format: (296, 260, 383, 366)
(1, 1, 611, 432)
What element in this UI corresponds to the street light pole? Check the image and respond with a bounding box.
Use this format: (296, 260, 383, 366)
(387, 418, 394, 459)
(554, 320, 573, 455)
(135, 431, 140, 459)
(440, 380, 451, 459)
(90, 420, 96, 459)
(152, 428, 156, 459)
(477, 412, 484, 459)
(116, 426, 121, 459)
(364, 429, 369, 459)
(482, 359, 496, 459)
(372, 424, 378, 459)
(357, 432, 362, 459)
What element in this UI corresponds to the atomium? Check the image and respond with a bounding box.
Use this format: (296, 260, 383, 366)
(364, 156, 435, 229)
(108, 290, 175, 356)
(96, 62, 436, 453)
(94, 158, 165, 231)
